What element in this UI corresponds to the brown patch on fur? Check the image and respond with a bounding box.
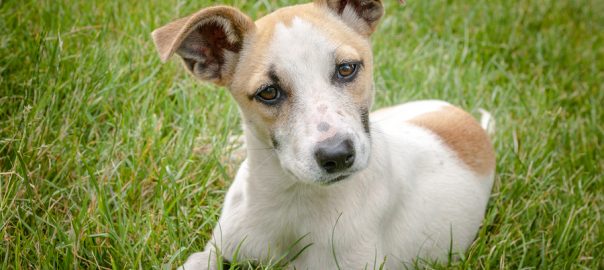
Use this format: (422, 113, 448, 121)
(409, 106, 495, 176)
(227, 5, 302, 98)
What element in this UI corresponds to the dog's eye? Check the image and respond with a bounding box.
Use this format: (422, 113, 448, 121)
(336, 62, 360, 81)
(338, 64, 356, 77)
(255, 85, 282, 104)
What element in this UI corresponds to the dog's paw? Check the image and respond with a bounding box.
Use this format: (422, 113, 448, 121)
(178, 251, 217, 270)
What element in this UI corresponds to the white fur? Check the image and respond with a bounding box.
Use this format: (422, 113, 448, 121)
(478, 108, 496, 136)
(181, 100, 494, 270)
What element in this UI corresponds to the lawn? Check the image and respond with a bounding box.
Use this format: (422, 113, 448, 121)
(1, 0, 602, 269)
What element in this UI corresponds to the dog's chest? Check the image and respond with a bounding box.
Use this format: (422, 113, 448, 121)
(232, 180, 388, 266)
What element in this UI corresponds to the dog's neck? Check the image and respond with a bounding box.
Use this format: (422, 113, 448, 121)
(244, 133, 275, 162)
(241, 123, 293, 181)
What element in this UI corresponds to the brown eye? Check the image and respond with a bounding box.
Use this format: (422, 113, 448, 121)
(255, 85, 281, 104)
(336, 63, 358, 79)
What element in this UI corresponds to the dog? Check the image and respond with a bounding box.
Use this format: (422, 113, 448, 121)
(151, 1, 495, 269)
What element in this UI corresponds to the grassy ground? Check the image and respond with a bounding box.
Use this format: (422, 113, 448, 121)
(1, 0, 602, 269)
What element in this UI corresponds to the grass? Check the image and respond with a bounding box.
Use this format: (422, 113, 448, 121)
(0, 0, 602, 268)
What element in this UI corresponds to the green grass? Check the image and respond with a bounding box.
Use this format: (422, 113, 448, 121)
(1, 0, 602, 268)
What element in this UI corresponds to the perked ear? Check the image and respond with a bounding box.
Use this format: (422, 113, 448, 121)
(151, 6, 255, 86)
(315, 0, 385, 37)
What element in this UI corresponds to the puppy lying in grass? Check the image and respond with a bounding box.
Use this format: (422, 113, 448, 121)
(152, 0, 495, 268)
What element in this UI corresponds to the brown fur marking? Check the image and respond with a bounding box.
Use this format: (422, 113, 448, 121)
(409, 106, 495, 176)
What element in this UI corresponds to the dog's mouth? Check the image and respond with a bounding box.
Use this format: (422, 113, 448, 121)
(283, 167, 353, 185)
(320, 174, 351, 185)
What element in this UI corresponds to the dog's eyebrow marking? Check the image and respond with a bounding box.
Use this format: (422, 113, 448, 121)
(317, 122, 331, 132)
(268, 65, 280, 83)
(360, 108, 370, 135)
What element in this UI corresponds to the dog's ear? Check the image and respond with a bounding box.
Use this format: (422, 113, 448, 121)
(315, 0, 385, 37)
(151, 6, 255, 86)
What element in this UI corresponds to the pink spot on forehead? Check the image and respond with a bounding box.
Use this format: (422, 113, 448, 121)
(318, 104, 328, 113)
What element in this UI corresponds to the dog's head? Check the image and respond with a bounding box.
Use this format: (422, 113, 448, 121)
(152, 0, 384, 184)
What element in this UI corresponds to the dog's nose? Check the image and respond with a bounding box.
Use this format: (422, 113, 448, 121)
(315, 137, 355, 173)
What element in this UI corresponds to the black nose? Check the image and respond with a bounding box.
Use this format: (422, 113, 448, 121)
(315, 136, 355, 173)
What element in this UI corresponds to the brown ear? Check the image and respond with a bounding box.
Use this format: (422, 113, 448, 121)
(315, 0, 384, 37)
(151, 6, 255, 86)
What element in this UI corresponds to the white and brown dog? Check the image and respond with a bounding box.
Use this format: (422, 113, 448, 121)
(152, 0, 495, 269)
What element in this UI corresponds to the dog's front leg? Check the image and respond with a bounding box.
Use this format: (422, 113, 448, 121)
(178, 244, 220, 270)
(179, 178, 247, 270)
